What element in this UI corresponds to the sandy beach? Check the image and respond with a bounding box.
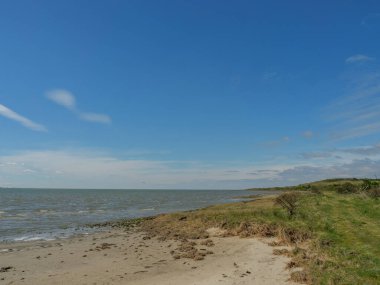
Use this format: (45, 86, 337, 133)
(0, 227, 299, 285)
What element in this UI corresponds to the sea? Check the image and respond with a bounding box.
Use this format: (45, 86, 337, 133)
(0, 188, 273, 243)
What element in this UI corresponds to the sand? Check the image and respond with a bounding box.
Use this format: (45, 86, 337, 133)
(0, 228, 299, 285)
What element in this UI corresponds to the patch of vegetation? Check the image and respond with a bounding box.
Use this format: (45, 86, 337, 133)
(334, 182, 359, 194)
(275, 192, 303, 217)
(89, 216, 153, 229)
(368, 188, 380, 199)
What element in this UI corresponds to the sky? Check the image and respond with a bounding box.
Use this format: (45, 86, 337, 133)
(1, 0, 380, 189)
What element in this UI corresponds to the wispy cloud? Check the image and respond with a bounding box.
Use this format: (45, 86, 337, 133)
(302, 130, 313, 139)
(332, 122, 380, 140)
(46, 89, 76, 110)
(345, 54, 375, 64)
(325, 68, 380, 140)
(260, 136, 290, 147)
(79, 113, 111, 124)
(46, 89, 111, 124)
(300, 152, 333, 159)
(299, 142, 380, 163)
(342, 143, 380, 156)
(0, 104, 47, 132)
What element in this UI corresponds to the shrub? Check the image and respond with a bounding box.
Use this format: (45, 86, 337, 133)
(335, 182, 359, 194)
(275, 192, 302, 217)
(367, 188, 380, 199)
(310, 186, 322, 195)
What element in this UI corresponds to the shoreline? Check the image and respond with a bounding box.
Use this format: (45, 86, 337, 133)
(0, 191, 275, 245)
(0, 188, 270, 244)
(0, 193, 302, 285)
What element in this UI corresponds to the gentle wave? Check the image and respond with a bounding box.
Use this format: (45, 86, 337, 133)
(14, 236, 56, 242)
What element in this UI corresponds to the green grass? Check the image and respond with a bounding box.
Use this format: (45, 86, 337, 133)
(293, 192, 380, 284)
(113, 179, 380, 284)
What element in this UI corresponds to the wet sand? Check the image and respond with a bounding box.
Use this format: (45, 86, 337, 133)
(0, 228, 299, 285)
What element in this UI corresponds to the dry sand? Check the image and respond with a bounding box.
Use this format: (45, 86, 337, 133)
(0, 228, 299, 285)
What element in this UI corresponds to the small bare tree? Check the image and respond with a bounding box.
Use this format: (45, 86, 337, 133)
(275, 192, 301, 217)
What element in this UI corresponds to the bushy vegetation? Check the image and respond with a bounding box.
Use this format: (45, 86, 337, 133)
(275, 192, 303, 217)
(367, 188, 380, 198)
(335, 182, 359, 194)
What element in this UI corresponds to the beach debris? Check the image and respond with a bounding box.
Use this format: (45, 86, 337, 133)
(173, 254, 181, 259)
(95, 243, 115, 251)
(0, 266, 13, 273)
(290, 270, 310, 283)
(273, 248, 290, 256)
(169, 240, 213, 261)
(200, 239, 214, 247)
(286, 261, 298, 269)
(268, 240, 285, 247)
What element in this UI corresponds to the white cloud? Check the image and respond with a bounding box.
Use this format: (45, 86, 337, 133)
(80, 112, 111, 124)
(46, 89, 111, 124)
(0, 104, 47, 132)
(345, 54, 375, 64)
(46, 90, 76, 110)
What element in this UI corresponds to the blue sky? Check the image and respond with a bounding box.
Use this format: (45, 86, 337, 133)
(1, 0, 380, 189)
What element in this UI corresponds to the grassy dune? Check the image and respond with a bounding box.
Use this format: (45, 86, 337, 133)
(111, 179, 380, 284)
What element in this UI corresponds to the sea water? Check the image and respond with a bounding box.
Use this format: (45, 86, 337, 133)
(0, 188, 273, 242)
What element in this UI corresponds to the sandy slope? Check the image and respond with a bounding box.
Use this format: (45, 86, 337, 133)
(0, 229, 298, 285)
